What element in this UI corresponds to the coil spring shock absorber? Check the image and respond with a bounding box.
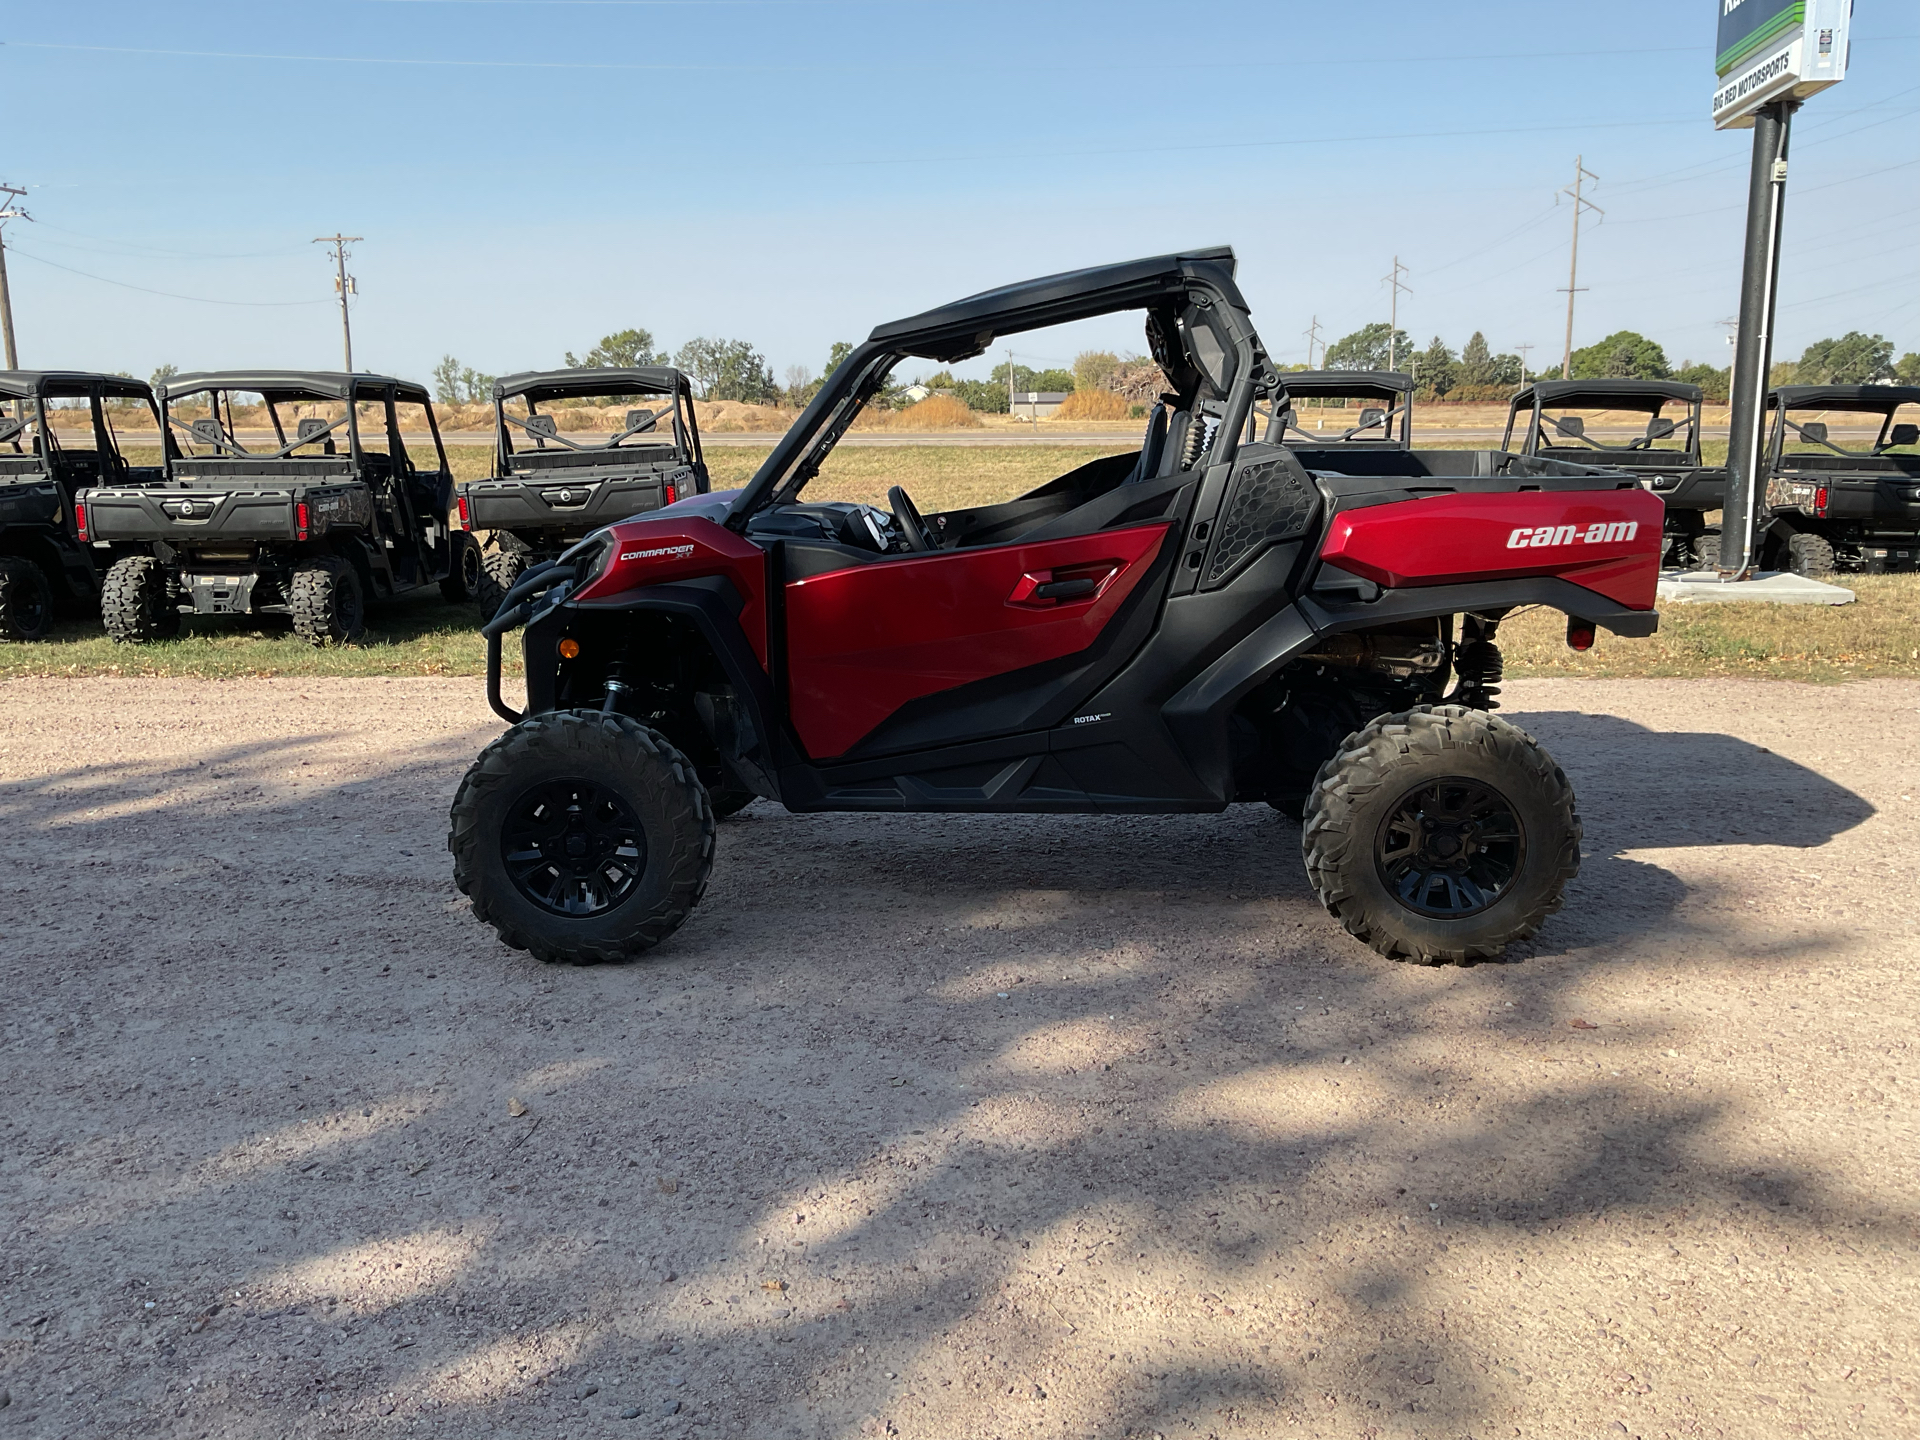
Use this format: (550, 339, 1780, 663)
(1179, 412, 1211, 470)
(1448, 615, 1504, 711)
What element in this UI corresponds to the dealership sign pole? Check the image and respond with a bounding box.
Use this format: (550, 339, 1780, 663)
(1714, 0, 1849, 577)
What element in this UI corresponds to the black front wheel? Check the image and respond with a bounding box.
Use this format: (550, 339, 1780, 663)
(1302, 705, 1581, 964)
(449, 711, 715, 964)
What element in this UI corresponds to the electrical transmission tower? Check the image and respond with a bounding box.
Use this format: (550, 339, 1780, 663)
(1302, 315, 1323, 369)
(0, 183, 32, 370)
(1556, 157, 1602, 378)
(313, 234, 362, 372)
(1382, 258, 1411, 373)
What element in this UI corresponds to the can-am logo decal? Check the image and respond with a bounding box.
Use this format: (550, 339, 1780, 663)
(619, 543, 696, 561)
(1505, 520, 1639, 550)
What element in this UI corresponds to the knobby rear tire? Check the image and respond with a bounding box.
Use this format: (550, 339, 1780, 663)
(290, 556, 365, 646)
(100, 555, 180, 644)
(1302, 704, 1581, 965)
(448, 710, 715, 965)
(475, 550, 528, 624)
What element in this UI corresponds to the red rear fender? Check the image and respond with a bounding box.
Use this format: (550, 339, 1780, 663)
(1319, 488, 1665, 610)
(570, 515, 769, 664)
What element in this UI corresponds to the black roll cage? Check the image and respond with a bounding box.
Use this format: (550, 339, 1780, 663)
(0, 374, 161, 469)
(1503, 386, 1704, 464)
(493, 370, 703, 473)
(723, 249, 1275, 531)
(158, 379, 453, 476)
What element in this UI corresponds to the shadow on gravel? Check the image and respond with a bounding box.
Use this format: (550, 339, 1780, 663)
(0, 706, 1892, 1440)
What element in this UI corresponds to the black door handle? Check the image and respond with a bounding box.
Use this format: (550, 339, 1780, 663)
(1032, 577, 1098, 600)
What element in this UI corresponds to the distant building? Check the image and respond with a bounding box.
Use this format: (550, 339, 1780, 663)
(901, 384, 933, 403)
(1011, 390, 1069, 419)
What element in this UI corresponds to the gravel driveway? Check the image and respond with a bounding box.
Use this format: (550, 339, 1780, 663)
(2, 677, 1915, 1439)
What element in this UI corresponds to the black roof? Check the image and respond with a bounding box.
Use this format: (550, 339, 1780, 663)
(1277, 369, 1413, 399)
(868, 247, 1242, 363)
(0, 370, 156, 402)
(1515, 378, 1701, 407)
(493, 367, 691, 404)
(157, 371, 431, 405)
(1768, 384, 1920, 409)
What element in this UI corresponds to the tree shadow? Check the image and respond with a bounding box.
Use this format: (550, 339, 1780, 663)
(0, 697, 1895, 1439)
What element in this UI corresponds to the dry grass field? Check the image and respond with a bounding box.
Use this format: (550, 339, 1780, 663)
(18, 444, 1910, 683)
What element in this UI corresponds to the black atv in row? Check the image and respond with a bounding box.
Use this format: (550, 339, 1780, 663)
(1757, 384, 1920, 576)
(79, 372, 479, 644)
(451, 248, 1663, 969)
(0, 371, 161, 640)
(1504, 379, 1726, 570)
(457, 367, 707, 621)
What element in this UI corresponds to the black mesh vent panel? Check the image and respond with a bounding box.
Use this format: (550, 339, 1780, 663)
(1202, 451, 1317, 587)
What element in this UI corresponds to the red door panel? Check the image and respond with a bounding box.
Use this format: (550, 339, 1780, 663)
(785, 524, 1171, 760)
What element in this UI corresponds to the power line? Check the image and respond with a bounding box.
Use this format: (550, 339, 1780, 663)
(4, 245, 332, 308)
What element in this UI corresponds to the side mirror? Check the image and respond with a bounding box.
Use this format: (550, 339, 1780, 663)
(0, 415, 22, 443)
(190, 418, 225, 446)
(296, 417, 328, 441)
(524, 414, 558, 439)
(1645, 416, 1676, 441)
(1799, 421, 1829, 443)
(625, 408, 658, 433)
(1888, 423, 1919, 447)
(1551, 414, 1586, 438)
(1358, 407, 1385, 428)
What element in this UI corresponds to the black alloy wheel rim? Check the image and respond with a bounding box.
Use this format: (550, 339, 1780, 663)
(502, 777, 648, 917)
(460, 542, 482, 590)
(15, 576, 50, 635)
(1374, 776, 1525, 919)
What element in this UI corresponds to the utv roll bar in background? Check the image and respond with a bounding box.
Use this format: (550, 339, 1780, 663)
(1269, 370, 1414, 447)
(1504, 378, 1704, 461)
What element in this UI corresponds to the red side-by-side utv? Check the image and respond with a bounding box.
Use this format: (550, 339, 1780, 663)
(450, 250, 1661, 966)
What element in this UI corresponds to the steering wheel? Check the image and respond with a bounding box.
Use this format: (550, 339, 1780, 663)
(888, 484, 936, 552)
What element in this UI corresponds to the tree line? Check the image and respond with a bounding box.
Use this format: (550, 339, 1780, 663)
(428, 323, 1918, 413)
(1318, 322, 1918, 403)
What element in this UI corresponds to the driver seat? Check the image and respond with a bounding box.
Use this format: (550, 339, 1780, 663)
(1123, 403, 1168, 484)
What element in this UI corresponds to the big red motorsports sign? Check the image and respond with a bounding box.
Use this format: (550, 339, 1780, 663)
(1714, 0, 1851, 129)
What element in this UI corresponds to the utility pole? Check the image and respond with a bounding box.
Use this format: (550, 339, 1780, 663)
(1006, 347, 1016, 420)
(313, 234, 362, 372)
(1382, 257, 1411, 373)
(1302, 315, 1323, 369)
(1556, 157, 1602, 377)
(0, 183, 31, 371)
(1514, 342, 1535, 386)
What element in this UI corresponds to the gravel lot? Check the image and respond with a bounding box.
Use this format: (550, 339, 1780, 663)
(2, 677, 1915, 1440)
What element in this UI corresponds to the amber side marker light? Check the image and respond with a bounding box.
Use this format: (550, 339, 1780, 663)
(558, 638, 581, 659)
(1566, 619, 1596, 651)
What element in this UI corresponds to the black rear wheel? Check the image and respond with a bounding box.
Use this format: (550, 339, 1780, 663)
(290, 556, 365, 645)
(1303, 705, 1580, 964)
(476, 549, 528, 624)
(449, 710, 714, 964)
(100, 555, 180, 644)
(0, 556, 54, 642)
(441, 531, 483, 603)
(1786, 531, 1836, 579)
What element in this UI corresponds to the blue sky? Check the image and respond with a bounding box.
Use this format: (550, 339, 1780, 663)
(2, 0, 1914, 390)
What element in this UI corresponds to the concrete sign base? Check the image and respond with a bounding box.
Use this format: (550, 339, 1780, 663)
(1657, 569, 1856, 605)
